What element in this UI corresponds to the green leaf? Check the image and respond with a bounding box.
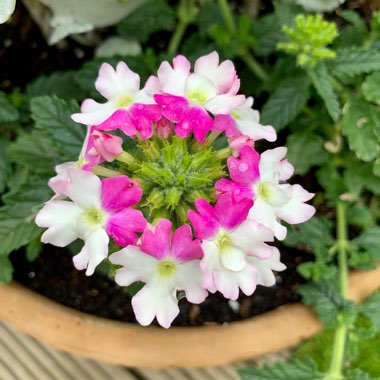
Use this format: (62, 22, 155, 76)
(239, 359, 324, 380)
(346, 203, 375, 228)
(197, 3, 224, 36)
(330, 48, 380, 78)
(0, 178, 52, 257)
(26, 238, 42, 262)
(31, 96, 85, 161)
(360, 292, 380, 332)
(8, 130, 60, 174)
(345, 369, 380, 380)
(355, 227, 380, 261)
(298, 281, 356, 327)
(116, 0, 175, 44)
(26, 71, 85, 102)
(0, 139, 10, 193)
(307, 63, 340, 122)
(362, 71, 380, 105)
(286, 132, 328, 174)
(316, 161, 345, 203)
(342, 98, 379, 162)
(0, 256, 13, 284)
(338, 10, 368, 48)
(261, 74, 310, 131)
(0, 91, 19, 123)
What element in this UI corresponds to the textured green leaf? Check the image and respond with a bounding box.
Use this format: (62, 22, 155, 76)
(345, 368, 380, 380)
(31, 96, 85, 161)
(307, 63, 340, 122)
(261, 74, 310, 131)
(0, 91, 19, 123)
(117, 0, 175, 43)
(362, 71, 380, 105)
(0, 256, 13, 284)
(239, 359, 324, 380)
(346, 203, 375, 228)
(26, 71, 85, 101)
(330, 48, 380, 78)
(355, 227, 380, 261)
(0, 178, 51, 257)
(8, 130, 60, 174)
(286, 132, 328, 174)
(299, 281, 356, 327)
(342, 98, 379, 162)
(338, 10, 368, 48)
(360, 292, 380, 332)
(0, 139, 9, 193)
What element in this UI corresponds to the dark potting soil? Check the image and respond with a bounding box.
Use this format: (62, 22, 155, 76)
(12, 244, 311, 327)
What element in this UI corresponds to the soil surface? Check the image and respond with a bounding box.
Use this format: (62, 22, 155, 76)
(12, 245, 311, 327)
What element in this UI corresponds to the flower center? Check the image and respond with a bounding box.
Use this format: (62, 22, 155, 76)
(116, 95, 134, 109)
(215, 230, 233, 253)
(84, 207, 106, 226)
(157, 259, 177, 277)
(257, 181, 290, 208)
(128, 135, 226, 226)
(187, 90, 209, 105)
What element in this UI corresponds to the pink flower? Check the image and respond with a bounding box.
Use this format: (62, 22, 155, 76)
(213, 97, 277, 142)
(216, 146, 315, 240)
(153, 52, 245, 141)
(188, 193, 276, 300)
(156, 117, 173, 139)
(72, 62, 161, 139)
(109, 219, 207, 328)
(36, 169, 146, 275)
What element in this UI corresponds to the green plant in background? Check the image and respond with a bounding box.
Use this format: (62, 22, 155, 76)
(0, 0, 380, 377)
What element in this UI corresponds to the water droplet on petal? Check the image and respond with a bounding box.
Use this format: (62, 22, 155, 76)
(238, 163, 248, 172)
(182, 122, 190, 130)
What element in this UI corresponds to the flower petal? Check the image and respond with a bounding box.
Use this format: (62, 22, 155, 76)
(220, 246, 247, 271)
(171, 224, 203, 261)
(140, 218, 172, 259)
(188, 198, 218, 240)
(227, 145, 260, 185)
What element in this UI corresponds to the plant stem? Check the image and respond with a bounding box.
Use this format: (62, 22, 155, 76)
(92, 166, 122, 178)
(206, 131, 221, 145)
(217, 0, 236, 34)
(326, 201, 348, 380)
(238, 51, 270, 82)
(215, 147, 232, 160)
(168, 19, 188, 56)
(115, 151, 136, 166)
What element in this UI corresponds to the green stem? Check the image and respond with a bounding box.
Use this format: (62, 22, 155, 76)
(326, 201, 349, 380)
(206, 131, 221, 145)
(239, 51, 269, 82)
(168, 19, 188, 56)
(217, 0, 236, 34)
(92, 166, 122, 178)
(215, 147, 232, 160)
(115, 151, 136, 166)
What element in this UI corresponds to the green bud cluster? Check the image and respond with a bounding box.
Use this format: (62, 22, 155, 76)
(277, 14, 338, 68)
(129, 135, 226, 227)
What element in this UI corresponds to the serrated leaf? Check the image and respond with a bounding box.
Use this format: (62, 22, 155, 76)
(316, 161, 345, 203)
(261, 74, 310, 131)
(355, 227, 380, 261)
(362, 71, 380, 105)
(26, 71, 85, 101)
(360, 292, 380, 332)
(8, 130, 61, 174)
(239, 358, 324, 380)
(342, 98, 379, 162)
(286, 132, 328, 174)
(0, 256, 13, 284)
(338, 10, 368, 48)
(330, 48, 380, 78)
(307, 63, 340, 122)
(298, 281, 356, 327)
(116, 0, 175, 44)
(0, 178, 52, 257)
(31, 96, 85, 161)
(0, 139, 10, 193)
(0, 91, 19, 123)
(345, 368, 380, 380)
(346, 203, 375, 228)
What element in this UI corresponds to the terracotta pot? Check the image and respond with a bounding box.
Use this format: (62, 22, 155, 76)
(0, 266, 380, 369)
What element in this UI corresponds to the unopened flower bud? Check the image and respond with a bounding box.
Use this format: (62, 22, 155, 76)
(90, 130, 123, 162)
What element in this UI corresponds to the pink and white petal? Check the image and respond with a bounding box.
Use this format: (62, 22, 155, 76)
(97, 109, 137, 137)
(132, 284, 179, 328)
(213, 114, 238, 136)
(95, 63, 122, 99)
(236, 264, 257, 296)
(279, 160, 294, 181)
(227, 146, 260, 185)
(204, 94, 245, 115)
(72, 228, 109, 276)
(171, 224, 203, 261)
(101, 176, 142, 212)
(154, 93, 188, 123)
(188, 199, 218, 240)
(220, 246, 247, 271)
(64, 168, 102, 208)
(157, 55, 190, 96)
(176, 261, 208, 303)
(144, 75, 160, 96)
(247, 247, 286, 287)
(237, 118, 277, 142)
(199, 240, 220, 292)
(248, 199, 288, 240)
(194, 51, 219, 79)
(185, 73, 217, 104)
(230, 220, 274, 257)
(228, 136, 254, 157)
(130, 103, 162, 123)
(213, 269, 240, 301)
(140, 218, 172, 259)
(106, 208, 147, 247)
(259, 147, 288, 182)
(71, 100, 116, 126)
(115, 61, 141, 94)
(215, 178, 254, 202)
(177, 106, 213, 142)
(214, 193, 253, 230)
(48, 161, 76, 195)
(277, 185, 315, 224)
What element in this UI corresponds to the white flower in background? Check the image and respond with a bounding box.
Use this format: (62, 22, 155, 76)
(0, 0, 16, 24)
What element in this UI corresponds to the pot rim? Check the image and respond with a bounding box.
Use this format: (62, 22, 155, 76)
(0, 266, 379, 368)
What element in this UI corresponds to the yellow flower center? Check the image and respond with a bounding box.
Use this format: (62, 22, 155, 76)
(157, 260, 177, 277)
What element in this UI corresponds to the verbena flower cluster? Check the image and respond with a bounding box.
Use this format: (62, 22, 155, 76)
(35, 51, 315, 328)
